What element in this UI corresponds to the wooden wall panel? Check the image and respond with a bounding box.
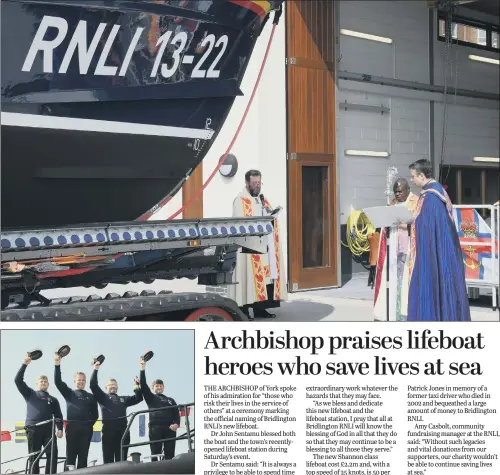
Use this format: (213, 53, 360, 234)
(286, 0, 335, 67)
(286, 0, 336, 156)
(326, 68, 335, 153)
(287, 67, 335, 154)
(182, 163, 203, 218)
(286, 0, 338, 290)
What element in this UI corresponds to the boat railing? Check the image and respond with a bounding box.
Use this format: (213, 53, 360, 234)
(25, 457, 68, 475)
(2, 403, 194, 473)
(120, 402, 194, 462)
(1, 417, 67, 475)
(2, 451, 67, 475)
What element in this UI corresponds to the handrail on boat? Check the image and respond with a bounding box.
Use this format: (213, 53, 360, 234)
(120, 402, 194, 462)
(1, 403, 194, 474)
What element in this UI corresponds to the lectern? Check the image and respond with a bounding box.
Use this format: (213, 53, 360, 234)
(362, 205, 414, 322)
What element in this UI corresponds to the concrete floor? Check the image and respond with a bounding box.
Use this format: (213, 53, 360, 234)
(39, 272, 498, 322)
(262, 273, 500, 322)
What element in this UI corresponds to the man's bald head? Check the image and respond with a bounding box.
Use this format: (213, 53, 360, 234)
(393, 178, 410, 202)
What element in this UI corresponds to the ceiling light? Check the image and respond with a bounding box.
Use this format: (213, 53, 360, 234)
(345, 150, 390, 157)
(468, 55, 499, 65)
(473, 156, 499, 163)
(340, 29, 393, 44)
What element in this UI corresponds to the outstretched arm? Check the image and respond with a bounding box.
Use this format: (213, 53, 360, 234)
(54, 358, 72, 400)
(139, 359, 153, 404)
(14, 357, 33, 400)
(89, 365, 107, 404)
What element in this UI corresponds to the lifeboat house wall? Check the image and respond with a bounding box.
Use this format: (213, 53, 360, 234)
(431, 5, 499, 211)
(336, 1, 499, 284)
(152, 4, 288, 296)
(337, 0, 433, 283)
(151, 0, 499, 297)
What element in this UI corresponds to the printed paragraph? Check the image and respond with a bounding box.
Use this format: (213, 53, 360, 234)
(305, 385, 399, 475)
(406, 384, 499, 473)
(203, 384, 298, 475)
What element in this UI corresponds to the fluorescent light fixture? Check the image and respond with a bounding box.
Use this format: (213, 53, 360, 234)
(345, 150, 390, 157)
(468, 55, 499, 65)
(340, 29, 393, 44)
(473, 156, 499, 163)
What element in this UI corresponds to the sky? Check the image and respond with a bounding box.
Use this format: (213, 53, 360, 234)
(0, 329, 195, 472)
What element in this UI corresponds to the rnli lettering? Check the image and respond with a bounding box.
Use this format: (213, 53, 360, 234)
(21, 15, 229, 79)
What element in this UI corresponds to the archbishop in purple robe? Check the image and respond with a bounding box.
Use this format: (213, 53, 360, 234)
(407, 159, 470, 321)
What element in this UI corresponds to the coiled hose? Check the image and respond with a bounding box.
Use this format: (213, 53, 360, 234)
(341, 210, 375, 257)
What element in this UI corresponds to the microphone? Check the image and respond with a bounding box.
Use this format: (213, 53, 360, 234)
(260, 194, 273, 215)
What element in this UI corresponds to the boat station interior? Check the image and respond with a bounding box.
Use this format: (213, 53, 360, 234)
(1, 0, 498, 323)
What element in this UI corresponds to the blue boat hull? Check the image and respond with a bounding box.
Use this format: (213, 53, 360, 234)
(1, 0, 282, 228)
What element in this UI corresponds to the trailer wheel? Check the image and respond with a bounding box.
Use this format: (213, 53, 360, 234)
(184, 307, 234, 322)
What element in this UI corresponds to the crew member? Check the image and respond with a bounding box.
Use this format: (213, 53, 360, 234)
(54, 354, 98, 470)
(139, 357, 180, 461)
(228, 169, 287, 318)
(90, 361, 143, 463)
(15, 354, 63, 474)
